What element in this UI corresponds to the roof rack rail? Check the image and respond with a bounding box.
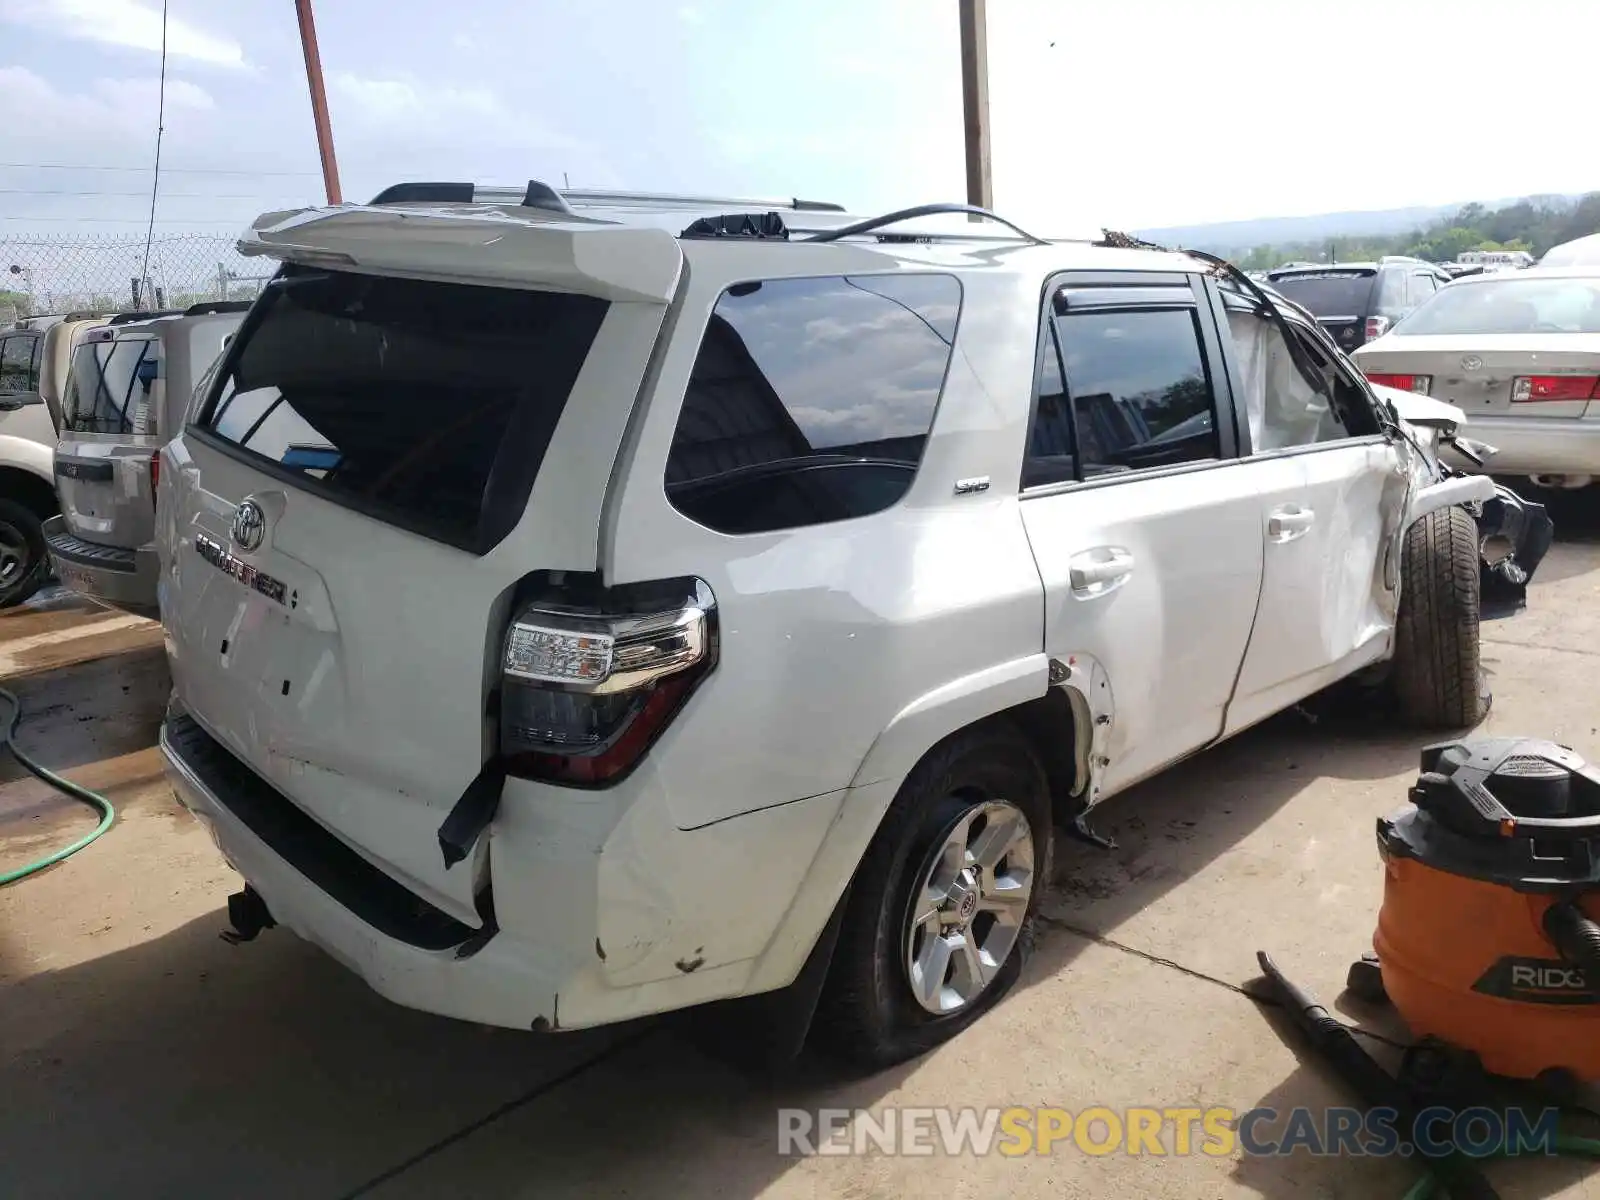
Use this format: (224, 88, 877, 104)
(803, 203, 1050, 246)
(367, 180, 845, 215)
(564, 188, 844, 213)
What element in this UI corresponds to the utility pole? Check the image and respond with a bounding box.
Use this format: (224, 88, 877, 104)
(294, 0, 343, 204)
(958, 0, 992, 212)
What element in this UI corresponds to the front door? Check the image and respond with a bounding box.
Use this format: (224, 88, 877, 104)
(1217, 292, 1406, 735)
(1018, 275, 1267, 801)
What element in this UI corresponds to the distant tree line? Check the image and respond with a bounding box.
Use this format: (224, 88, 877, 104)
(1226, 192, 1600, 271)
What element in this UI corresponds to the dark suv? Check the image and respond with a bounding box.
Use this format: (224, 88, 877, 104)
(1265, 257, 1451, 350)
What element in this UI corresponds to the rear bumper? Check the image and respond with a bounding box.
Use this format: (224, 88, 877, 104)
(159, 708, 850, 1031)
(1448, 417, 1600, 478)
(43, 516, 159, 617)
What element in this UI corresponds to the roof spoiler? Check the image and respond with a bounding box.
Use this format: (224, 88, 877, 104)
(182, 300, 255, 316)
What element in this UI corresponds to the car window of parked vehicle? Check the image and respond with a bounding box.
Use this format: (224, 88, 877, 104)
(664, 273, 961, 535)
(1409, 271, 1439, 307)
(1225, 309, 1349, 451)
(1267, 271, 1376, 318)
(1022, 321, 1075, 488)
(199, 265, 610, 553)
(1394, 277, 1600, 335)
(0, 334, 38, 394)
(1038, 305, 1220, 479)
(61, 337, 157, 433)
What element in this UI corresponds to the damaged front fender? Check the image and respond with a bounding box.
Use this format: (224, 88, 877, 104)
(1473, 482, 1554, 614)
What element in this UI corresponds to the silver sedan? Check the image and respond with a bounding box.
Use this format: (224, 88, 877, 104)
(1352, 267, 1600, 489)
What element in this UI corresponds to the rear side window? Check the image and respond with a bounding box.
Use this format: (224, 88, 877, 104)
(198, 267, 609, 553)
(664, 273, 960, 535)
(1268, 271, 1377, 317)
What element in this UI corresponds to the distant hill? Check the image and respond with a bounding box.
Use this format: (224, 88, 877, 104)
(1138, 195, 1583, 253)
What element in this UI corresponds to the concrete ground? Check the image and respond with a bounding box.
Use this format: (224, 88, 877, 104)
(4, 492, 1600, 1199)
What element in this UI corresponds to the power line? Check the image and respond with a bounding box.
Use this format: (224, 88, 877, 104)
(0, 162, 320, 176)
(0, 189, 293, 198)
(140, 0, 170, 290)
(0, 215, 252, 224)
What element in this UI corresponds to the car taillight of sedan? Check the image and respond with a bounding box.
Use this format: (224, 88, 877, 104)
(1364, 372, 1433, 394)
(1511, 375, 1600, 403)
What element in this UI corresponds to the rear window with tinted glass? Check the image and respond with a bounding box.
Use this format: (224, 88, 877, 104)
(1267, 271, 1377, 316)
(63, 337, 158, 434)
(664, 273, 960, 535)
(198, 266, 609, 553)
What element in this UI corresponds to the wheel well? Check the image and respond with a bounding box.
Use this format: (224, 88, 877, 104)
(987, 688, 1086, 824)
(0, 467, 58, 520)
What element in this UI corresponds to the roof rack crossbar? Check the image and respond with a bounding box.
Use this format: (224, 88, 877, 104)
(802, 203, 1050, 246)
(366, 180, 844, 215)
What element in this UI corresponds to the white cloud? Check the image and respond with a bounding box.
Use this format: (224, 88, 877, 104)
(677, 6, 705, 24)
(0, 65, 214, 133)
(3, 0, 247, 68)
(330, 71, 585, 155)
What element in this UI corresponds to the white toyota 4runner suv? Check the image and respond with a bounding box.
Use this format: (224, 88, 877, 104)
(158, 183, 1501, 1068)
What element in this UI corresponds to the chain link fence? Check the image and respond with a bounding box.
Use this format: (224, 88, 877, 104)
(0, 234, 272, 325)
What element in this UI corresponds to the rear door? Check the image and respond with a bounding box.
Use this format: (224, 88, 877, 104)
(163, 239, 681, 922)
(55, 328, 166, 549)
(1018, 275, 1266, 799)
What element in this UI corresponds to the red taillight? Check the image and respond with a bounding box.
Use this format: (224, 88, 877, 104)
(498, 577, 717, 787)
(1365, 316, 1391, 341)
(1364, 372, 1432, 394)
(1511, 375, 1600, 403)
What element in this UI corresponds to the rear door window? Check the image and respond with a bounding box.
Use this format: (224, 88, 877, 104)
(664, 273, 960, 535)
(1032, 303, 1221, 480)
(197, 266, 610, 553)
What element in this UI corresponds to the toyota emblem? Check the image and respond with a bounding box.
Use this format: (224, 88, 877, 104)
(1460, 354, 1484, 371)
(231, 499, 266, 552)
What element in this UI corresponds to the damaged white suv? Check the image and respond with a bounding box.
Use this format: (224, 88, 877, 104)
(158, 183, 1503, 1068)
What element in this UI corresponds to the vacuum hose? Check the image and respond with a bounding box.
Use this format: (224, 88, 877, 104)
(1544, 901, 1600, 977)
(0, 685, 117, 886)
(1256, 952, 1503, 1200)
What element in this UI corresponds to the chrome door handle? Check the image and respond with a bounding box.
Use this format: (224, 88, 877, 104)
(1267, 505, 1315, 541)
(1068, 547, 1136, 595)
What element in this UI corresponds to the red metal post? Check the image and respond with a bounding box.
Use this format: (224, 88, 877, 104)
(294, 0, 343, 205)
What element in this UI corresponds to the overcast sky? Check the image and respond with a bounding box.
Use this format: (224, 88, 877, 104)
(1, 0, 1596, 240)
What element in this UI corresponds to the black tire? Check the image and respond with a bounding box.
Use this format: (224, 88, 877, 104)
(812, 721, 1053, 1071)
(1391, 504, 1487, 729)
(0, 497, 50, 609)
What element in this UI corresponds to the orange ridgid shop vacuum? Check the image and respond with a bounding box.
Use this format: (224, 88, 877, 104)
(1366, 736, 1600, 1085)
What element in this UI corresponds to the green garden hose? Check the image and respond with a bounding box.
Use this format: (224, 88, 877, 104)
(1402, 1130, 1600, 1199)
(0, 685, 116, 885)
